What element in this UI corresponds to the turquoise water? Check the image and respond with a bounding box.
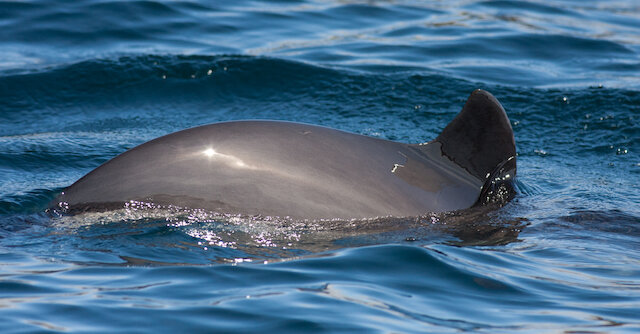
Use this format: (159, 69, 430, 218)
(1, 0, 639, 332)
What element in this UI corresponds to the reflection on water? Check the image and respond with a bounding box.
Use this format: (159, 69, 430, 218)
(0, 0, 638, 332)
(44, 199, 525, 265)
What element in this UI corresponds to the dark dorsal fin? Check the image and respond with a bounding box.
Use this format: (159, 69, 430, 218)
(435, 89, 516, 182)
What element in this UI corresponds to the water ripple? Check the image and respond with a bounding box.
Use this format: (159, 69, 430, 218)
(0, 0, 639, 332)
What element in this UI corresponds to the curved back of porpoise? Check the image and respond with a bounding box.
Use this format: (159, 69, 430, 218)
(52, 89, 516, 220)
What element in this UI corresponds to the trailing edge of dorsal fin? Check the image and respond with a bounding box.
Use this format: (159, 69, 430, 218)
(435, 89, 517, 202)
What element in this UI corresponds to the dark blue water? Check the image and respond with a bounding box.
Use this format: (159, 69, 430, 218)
(1, 0, 639, 332)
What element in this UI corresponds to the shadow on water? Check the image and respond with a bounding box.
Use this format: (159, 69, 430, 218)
(529, 209, 640, 238)
(25, 188, 634, 267)
(0, 195, 528, 266)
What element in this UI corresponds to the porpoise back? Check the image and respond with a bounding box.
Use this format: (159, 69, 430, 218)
(52, 90, 516, 220)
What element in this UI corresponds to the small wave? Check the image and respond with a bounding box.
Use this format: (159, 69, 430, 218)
(27, 198, 525, 264)
(560, 209, 640, 235)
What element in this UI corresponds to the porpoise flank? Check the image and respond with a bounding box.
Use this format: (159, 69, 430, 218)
(52, 89, 516, 220)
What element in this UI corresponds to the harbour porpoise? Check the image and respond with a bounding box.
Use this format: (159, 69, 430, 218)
(52, 89, 516, 220)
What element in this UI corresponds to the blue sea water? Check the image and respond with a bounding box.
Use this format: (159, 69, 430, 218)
(1, 0, 639, 332)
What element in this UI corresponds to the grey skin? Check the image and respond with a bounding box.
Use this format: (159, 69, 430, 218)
(52, 90, 516, 220)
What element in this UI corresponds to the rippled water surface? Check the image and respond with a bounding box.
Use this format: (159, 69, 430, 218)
(1, 0, 639, 333)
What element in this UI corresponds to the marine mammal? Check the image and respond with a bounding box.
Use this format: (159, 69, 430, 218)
(51, 89, 516, 220)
